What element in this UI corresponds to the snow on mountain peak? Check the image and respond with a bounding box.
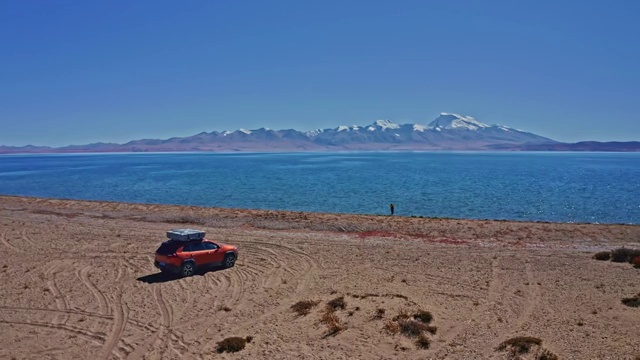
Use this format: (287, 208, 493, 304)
(413, 124, 428, 132)
(337, 125, 360, 132)
(373, 119, 400, 130)
(429, 113, 490, 130)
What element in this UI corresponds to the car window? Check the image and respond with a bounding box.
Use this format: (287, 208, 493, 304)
(204, 242, 218, 250)
(190, 242, 207, 251)
(157, 241, 182, 255)
(182, 242, 194, 252)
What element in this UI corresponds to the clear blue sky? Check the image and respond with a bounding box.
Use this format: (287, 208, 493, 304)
(1, 0, 639, 146)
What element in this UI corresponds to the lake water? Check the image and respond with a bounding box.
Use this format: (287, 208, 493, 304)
(0, 152, 638, 224)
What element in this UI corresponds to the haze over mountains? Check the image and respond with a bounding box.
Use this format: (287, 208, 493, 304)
(1, 113, 638, 153)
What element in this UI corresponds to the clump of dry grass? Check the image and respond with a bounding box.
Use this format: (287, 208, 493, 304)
(496, 336, 542, 354)
(385, 308, 438, 349)
(291, 300, 320, 316)
(537, 349, 559, 360)
(399, 319, 431, 337)
(383, 320, 400, 334)
(621, 293, 640, 308)
(373, 308, 386, 320)
(320, 309, 346, 337)
(327, 296, 346, 311)
(415, 334, 431, 349)
(216, 336, 252, 353)
(413, 310, 433, 324)
(318, 294, 347, 337)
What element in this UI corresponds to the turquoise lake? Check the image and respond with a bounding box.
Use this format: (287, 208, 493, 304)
(0, 152, 638, 224)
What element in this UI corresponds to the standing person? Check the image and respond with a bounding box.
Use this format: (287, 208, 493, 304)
(389, 203, 394, 216)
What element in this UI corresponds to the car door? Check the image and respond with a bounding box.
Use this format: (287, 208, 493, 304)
(187, 242, 209, 266)
(202, 241, 222, 266)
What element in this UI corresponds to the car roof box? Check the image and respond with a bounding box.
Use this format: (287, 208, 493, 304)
(166, 228, 206, 241)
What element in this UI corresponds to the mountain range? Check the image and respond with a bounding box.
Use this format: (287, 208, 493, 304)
(1, 113, 638, 153)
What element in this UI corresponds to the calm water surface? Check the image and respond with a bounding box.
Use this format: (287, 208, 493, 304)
(0, 152, 638, 224)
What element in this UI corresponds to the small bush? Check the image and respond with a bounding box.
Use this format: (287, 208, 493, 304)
(537, 349, 559, 360)
(291, 300, 320, 316)
(496, 337, 542, 354)
(327, 296, 346, 311)
(415, 334, 431, 349)
(373, 308, 386, 320)
(216, 337, 247, 353)
(321, 309, 345, 336)
(398, 319, 431, 337)
(621, 294, 640, 308)
(383, 320, 400, 334)
(593, 251, 611, 261)
(392, 309, 410, 322)
(413, 310, 433, 324)
(245, 336, 253, 343)
(611, 247, 640, 263)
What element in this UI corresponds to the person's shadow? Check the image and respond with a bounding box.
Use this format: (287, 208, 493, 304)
(136, 267, 225, 284)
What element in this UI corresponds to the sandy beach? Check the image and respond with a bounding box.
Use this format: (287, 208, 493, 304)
(0, 195, 638, 359)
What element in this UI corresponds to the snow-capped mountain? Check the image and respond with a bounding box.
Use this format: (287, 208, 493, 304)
(0, 113, 573, 153)
(429, 113, 491, 130)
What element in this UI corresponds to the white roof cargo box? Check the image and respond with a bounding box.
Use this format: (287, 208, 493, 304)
(166, 228, 206, 241)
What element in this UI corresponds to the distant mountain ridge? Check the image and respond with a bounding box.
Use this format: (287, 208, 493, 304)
(1, 113, 638, 153)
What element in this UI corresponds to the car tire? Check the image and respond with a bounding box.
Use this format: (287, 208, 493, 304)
(180, 261, 196, 277)
(222, 253, 236, 269)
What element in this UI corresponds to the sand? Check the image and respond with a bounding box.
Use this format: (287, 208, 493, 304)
(0, 195, 639, 359)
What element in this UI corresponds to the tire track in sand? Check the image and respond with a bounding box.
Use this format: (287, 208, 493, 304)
(128, 286, 175, 360)
(0, 319, 106, 346)
(99, 266, 129, 360)
(515, 260, 541, 331)
(0, 231, 21, 252)
(45, 263, 71, 326)
(77, 265, 110, 315)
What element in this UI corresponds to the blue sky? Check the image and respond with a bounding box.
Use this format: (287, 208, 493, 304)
(1, 0, 639, 146)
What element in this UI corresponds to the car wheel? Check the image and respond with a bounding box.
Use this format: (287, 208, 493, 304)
(223, 254, 236, 268)
(180, 262, 196, 277)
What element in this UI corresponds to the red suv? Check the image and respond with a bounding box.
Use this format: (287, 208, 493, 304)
(154, 239, 238, 277)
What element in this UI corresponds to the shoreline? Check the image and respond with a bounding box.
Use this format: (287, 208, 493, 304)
(1, 195, 638, 247)
(1, 194, 638, 227)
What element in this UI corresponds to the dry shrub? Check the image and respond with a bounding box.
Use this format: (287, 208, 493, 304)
(383, 321, 400, 334)
(327, 296, 346, 311)
(392, 309, 410, 322)
(593, 251, 611, 261)
(398, 319, 431, 337)
(621, 293, 640, 308)
(291, 300, 320, 316)
(611, 247, 640, 263)
(373, 308, 386, 320)
(413, 310, 433, 324)
(496, 336, 542, 354)
(415, 334, 431, 349)
(320, 309, 345, 337)
(537, 349, 559, 360)
(216, 337, 248, 353)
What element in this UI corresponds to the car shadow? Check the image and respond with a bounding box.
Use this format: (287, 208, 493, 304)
(136, 267, 225, 284)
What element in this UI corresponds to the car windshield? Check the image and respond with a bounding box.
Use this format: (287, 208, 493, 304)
(156, 240, 182, 255)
